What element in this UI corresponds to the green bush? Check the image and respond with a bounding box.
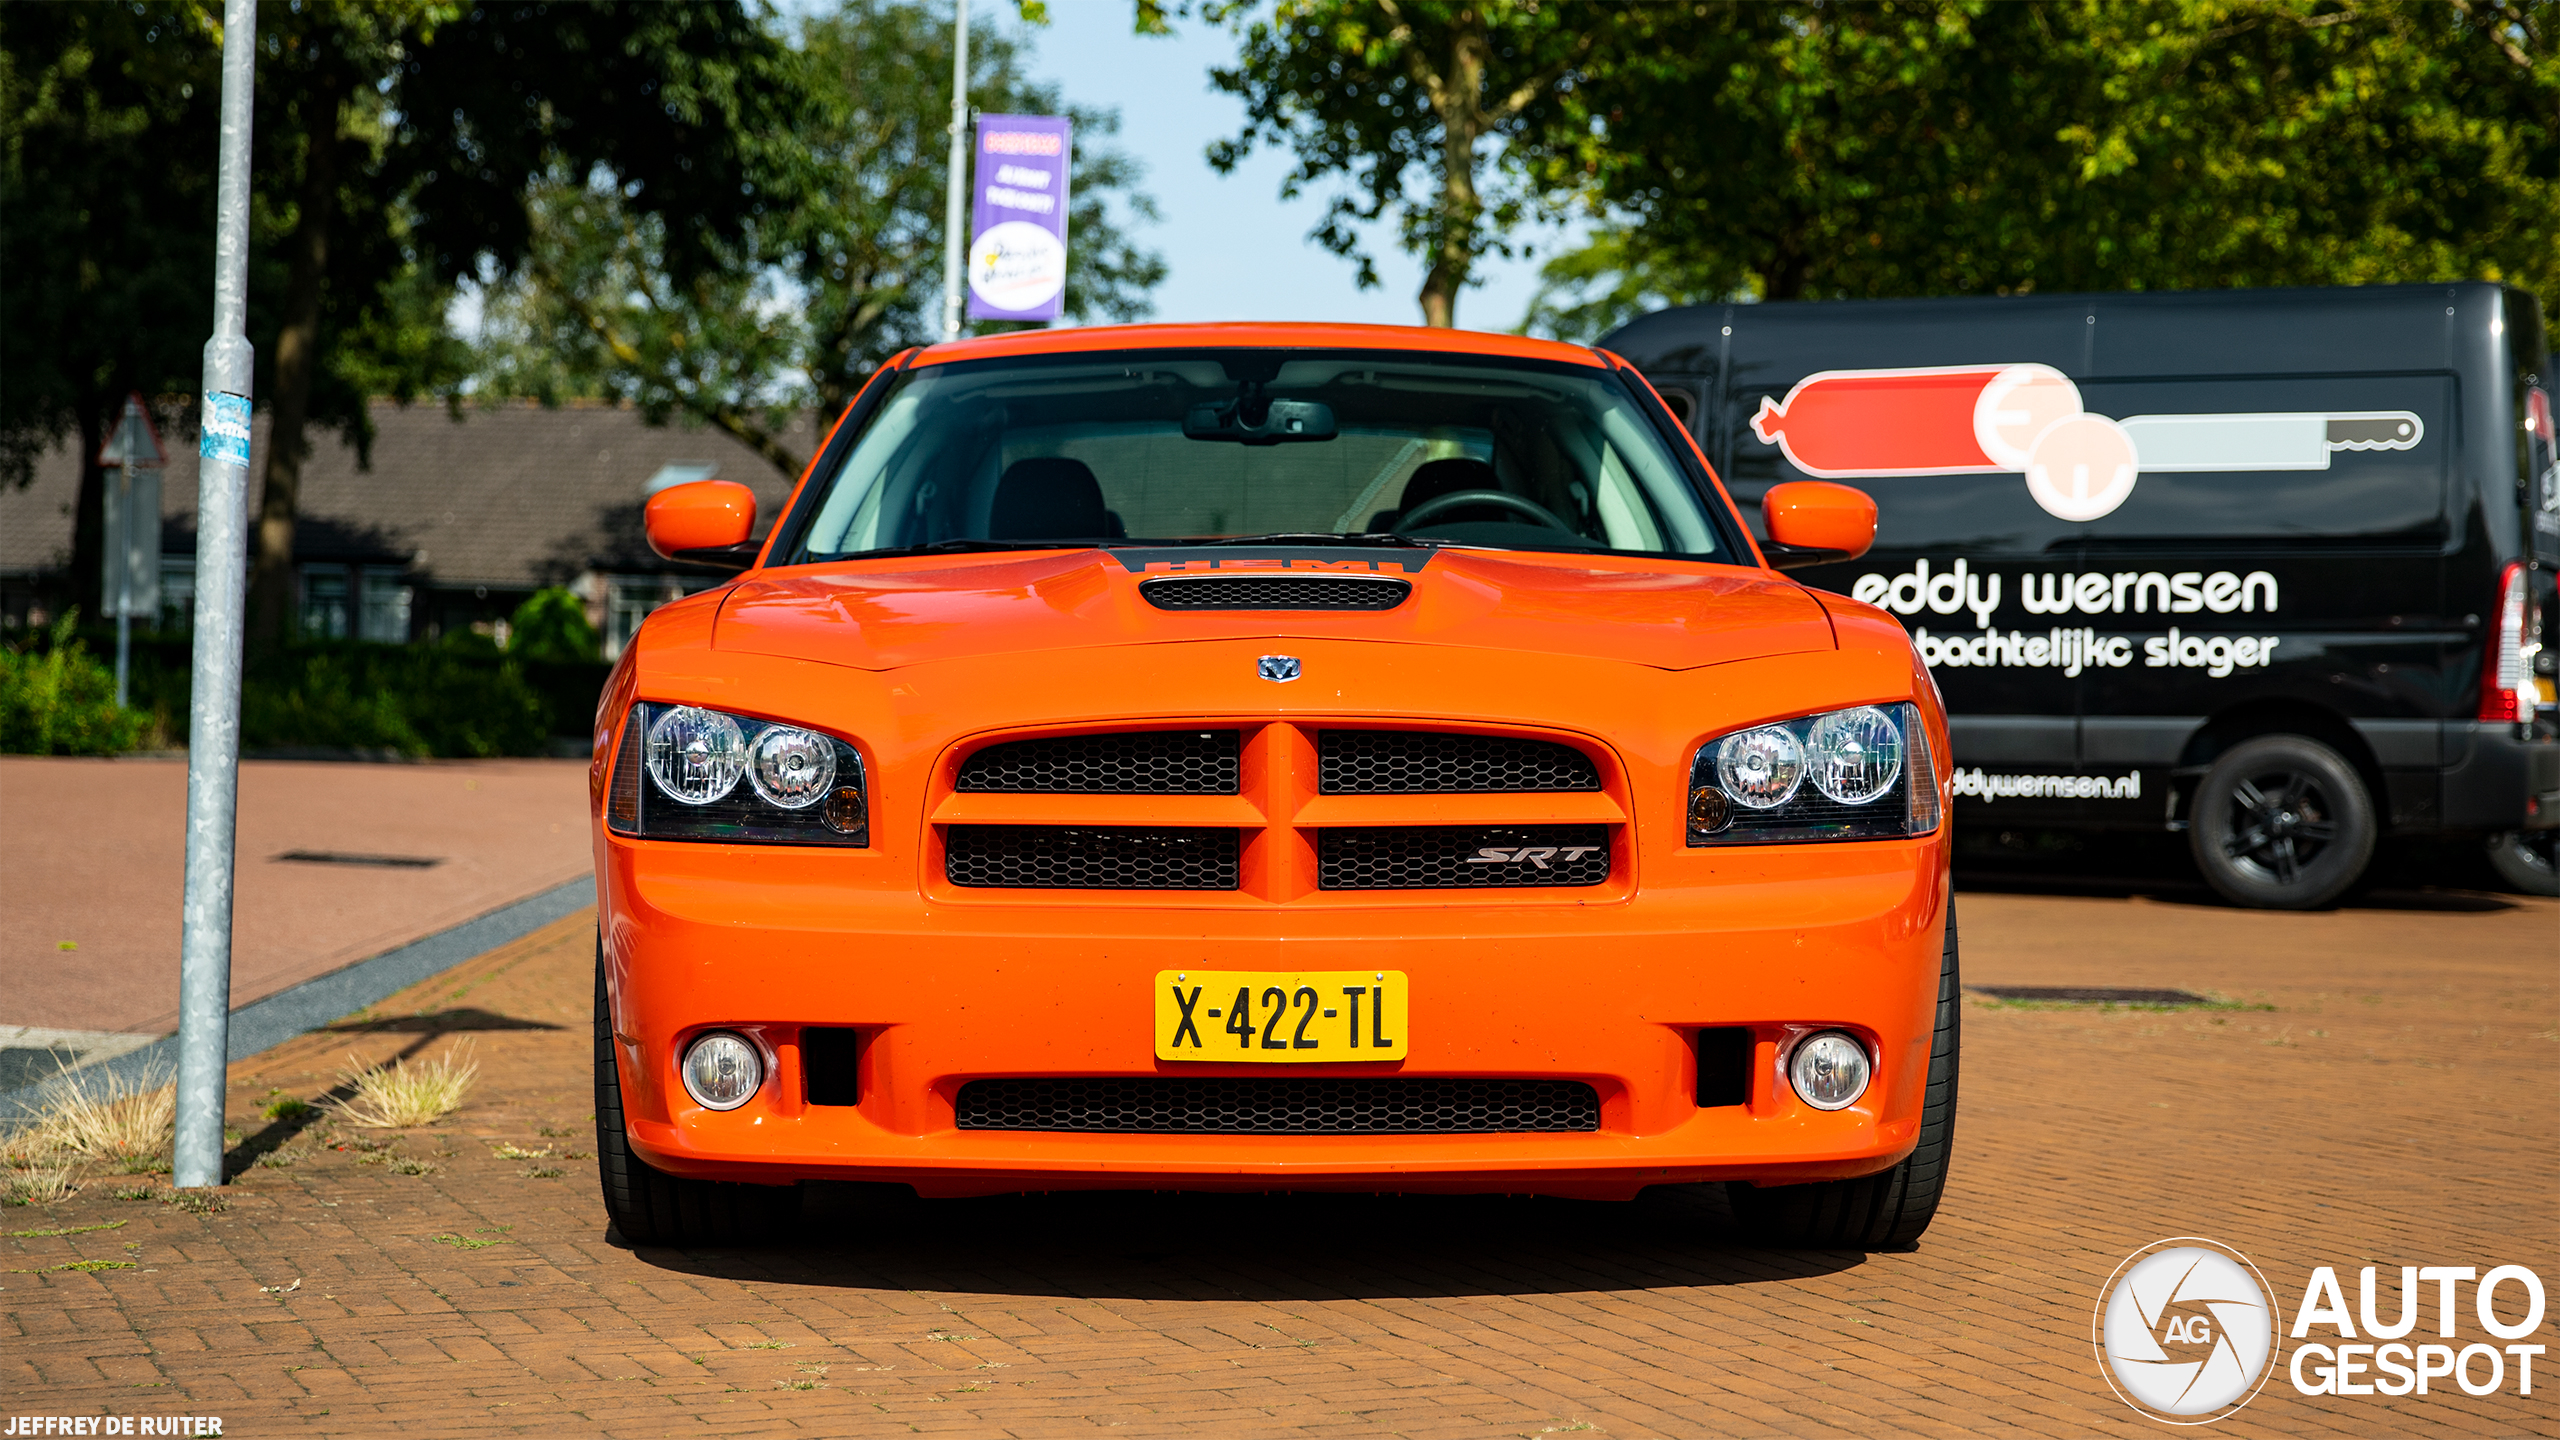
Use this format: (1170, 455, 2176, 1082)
(241, 639, 550, 758)
(30, 618, 585, 759)
(522, 657, 614, 741)
(509, 587, 601, 663)
(0, 612, 150, 755)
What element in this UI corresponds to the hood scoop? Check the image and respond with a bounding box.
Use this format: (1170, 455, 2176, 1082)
(1138, 573, 1412, 611)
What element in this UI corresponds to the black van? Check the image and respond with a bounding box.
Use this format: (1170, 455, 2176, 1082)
(1604, 282, 2558, 907)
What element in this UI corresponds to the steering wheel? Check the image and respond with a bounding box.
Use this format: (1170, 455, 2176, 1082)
(1396, 488, 1572, 532)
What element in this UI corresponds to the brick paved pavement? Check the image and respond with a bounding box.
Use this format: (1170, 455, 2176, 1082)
(1, 756, 589, 1035)
(3, 886, 2554, 1437)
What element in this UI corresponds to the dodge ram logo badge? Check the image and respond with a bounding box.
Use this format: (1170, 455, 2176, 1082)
(1257, 655, 1302, 683)
(1468, 846, 1601, 870)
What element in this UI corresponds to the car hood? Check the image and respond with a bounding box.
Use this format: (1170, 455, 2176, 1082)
(714, 547, 1835, 673)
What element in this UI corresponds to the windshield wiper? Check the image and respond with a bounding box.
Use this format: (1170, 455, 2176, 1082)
(1194, 532, 1448, 549)
(841, 537, 1125, 560)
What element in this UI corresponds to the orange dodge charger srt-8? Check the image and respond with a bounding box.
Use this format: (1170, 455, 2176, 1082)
(589, 322, 1956, 1250)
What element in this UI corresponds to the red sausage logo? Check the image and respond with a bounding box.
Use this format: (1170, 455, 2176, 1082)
(1751, 363, 2132, 520)
(1750, 364, 2423, 522)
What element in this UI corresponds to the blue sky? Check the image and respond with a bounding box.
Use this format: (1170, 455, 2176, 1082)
(1020, 3, 1580, 333)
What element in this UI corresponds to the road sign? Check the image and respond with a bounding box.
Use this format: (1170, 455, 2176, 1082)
(99, 394, 166, 623)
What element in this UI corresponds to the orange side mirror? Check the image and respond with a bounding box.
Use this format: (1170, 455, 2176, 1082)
(645, 480, 759, 567)
(1761, 481, 1877, 569)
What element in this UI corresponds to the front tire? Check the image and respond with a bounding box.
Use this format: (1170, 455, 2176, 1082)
(2486, 830, 2560, 897)
(594, 944, 796, 1246)
(1728, 903, 1961, 1251)
(2188, 734, 2376, 910)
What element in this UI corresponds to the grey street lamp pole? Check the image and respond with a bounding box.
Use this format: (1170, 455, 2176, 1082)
(175, 0, 258, 1191)
(940, 0, 970, 340)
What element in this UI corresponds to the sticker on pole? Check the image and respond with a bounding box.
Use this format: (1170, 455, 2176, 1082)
(200, 392, 252, 467)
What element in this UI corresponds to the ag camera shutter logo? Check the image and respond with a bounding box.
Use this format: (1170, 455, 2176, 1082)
(2095, 1237, 2280, 1424)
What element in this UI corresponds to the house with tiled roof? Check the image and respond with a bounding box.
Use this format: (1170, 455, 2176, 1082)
(1, 401, 813, 657)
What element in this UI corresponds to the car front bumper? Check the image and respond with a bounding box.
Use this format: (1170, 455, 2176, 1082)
(599, 834, 1952, 1201)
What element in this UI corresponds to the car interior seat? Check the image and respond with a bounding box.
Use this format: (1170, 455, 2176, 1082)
(1371, 456, 1503, 531)
(988, 457, 1126, 540)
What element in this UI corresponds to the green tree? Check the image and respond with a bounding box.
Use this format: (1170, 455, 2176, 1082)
(1205, 0, 1605, 327)
(1, 1, 794, 645)
(1, 2, 225, 617)
(471, 0, 1166, 479)
(1525, 0, 2559, 340)
(243, 0, 798, 648)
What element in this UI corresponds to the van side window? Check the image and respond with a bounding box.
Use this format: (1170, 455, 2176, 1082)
(2076, 376, 2452, 547)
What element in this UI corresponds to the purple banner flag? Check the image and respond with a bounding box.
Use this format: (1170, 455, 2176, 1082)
(966, 113, 1072, 323)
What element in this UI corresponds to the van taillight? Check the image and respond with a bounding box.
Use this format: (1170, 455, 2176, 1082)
(2479, 561, 2529, 723)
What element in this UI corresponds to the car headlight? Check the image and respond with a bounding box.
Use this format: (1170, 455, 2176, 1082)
(1688, 702, 1940, 845)
(606, 702, 867, 845)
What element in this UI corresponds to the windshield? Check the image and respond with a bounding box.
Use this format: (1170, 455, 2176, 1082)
(783, 348, 1739, 562)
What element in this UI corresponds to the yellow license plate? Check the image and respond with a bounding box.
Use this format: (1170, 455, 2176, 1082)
(1154, 970, 1409, 1062)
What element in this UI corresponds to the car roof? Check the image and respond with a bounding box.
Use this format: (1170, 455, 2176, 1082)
(913, 321, 1610, 370)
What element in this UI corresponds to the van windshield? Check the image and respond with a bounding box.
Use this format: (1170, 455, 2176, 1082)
(784, 348, 1736, 562)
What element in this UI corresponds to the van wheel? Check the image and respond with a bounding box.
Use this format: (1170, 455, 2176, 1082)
(594, 945, 797, 1246)
(1728, 904, 1960, 1252)
(2189, 735, 2376, 910)
(2486, 830, 2560, 897)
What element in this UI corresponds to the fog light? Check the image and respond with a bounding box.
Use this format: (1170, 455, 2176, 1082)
(680, 1031, 763, 1111)
(1788, 1031, 1871, 1111)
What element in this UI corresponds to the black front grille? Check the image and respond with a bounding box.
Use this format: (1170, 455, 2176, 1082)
(955, 1077, 1600, 1133)
(945, 826, 1240, 889)
(1139, 576, 1411, 611)
(1318, 825, 1610, 889)
(1319, 730, 1601, 793)
(959, 730, 1240, 794)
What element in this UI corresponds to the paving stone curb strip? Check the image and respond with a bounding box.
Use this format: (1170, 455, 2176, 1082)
(0, 877, 593, 1122)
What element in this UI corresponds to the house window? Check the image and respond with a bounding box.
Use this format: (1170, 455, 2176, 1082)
(158, 557, 195, 634)
(359, 570, 412, 643)
(299, 566, 351, 639)
(297, 565, 411, 642)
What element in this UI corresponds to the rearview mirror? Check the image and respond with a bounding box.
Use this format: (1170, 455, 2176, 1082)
(1183, 396, 1337, 445)
(1761, 481, 1877, 569)
(645, 480, 760, 569)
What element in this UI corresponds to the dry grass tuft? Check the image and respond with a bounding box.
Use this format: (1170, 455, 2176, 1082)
(9, 1073, 174, 1165)
(1, 1167, 76, 1207)
(331, 1043, 478, 1128)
